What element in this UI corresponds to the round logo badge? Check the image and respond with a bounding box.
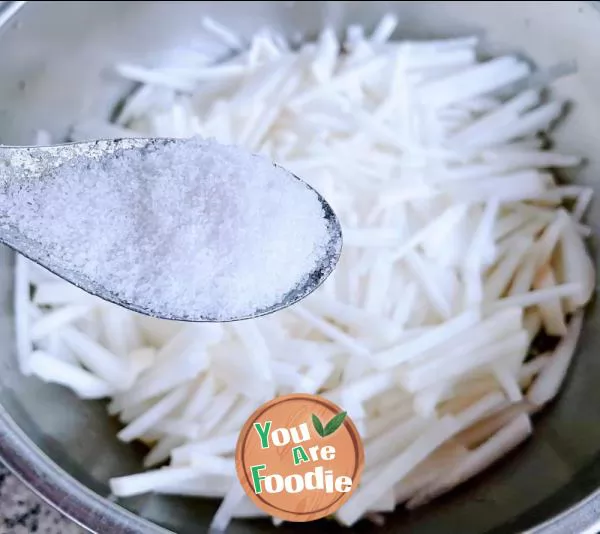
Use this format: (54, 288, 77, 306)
(235, 393, 364, 522)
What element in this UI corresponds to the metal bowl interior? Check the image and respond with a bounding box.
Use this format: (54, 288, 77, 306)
(0, 2, 600, 533)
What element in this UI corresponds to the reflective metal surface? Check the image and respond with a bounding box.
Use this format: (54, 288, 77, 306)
(0, 138, 343, 323)
(0, 2, 599, 533)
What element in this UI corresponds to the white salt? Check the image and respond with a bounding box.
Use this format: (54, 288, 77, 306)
(1, 137, 332, 320)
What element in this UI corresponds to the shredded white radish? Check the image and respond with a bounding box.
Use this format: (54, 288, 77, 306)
(28, 350, 115, 399)
(22, 14, 594, 531)
(527, 311, 584, 406)
(110, 466, 219, 498)
(15, 254, 32, 375)
(405, 413, 532, 509)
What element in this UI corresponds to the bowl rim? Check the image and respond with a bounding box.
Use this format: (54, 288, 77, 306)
(0, 393, 172, 533)
(0, 1, 600, 533)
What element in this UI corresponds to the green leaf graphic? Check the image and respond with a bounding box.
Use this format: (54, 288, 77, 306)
(323, 411, 347, 436)
(312, 414, 325, 437)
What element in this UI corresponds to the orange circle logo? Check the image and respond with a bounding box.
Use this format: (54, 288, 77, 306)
(235, 393, 364, 522)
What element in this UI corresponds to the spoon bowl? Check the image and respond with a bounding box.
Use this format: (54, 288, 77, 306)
(0, 138, 343, 322)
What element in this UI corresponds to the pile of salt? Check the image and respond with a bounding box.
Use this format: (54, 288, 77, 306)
(0, 137, 331, 320)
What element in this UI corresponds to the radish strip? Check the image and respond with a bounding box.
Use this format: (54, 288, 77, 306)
(527, 312, 583, 406)
(61, 327, 129, 388)
(31, 305, 92, 341)
(291, 306, 370, 357)
(455, 402, 533, 448)
(421, 57, 530, 108)
(211, 481, 246, 532)
(406, 414, 531, 508)
(171, 432, 239, 463)
(28, 351, 115, 399)
(373, 308, 481, 369)
(364, 416, 430, 468)
(33, 282, 92, 306)
(118, 384, 191, 443)
(336, 417, 459, 526)
(15, 255, 32, 375)
(110, 466, 216, 498)
(201, 17, 245, 50)
(533, 265, 567, 336)
(490, 283, 582, 311)
(394, 442, 469, 504)
(402, 331, 529, 392)
(144, 435, 185, 469)
(155, 475, 233, 498)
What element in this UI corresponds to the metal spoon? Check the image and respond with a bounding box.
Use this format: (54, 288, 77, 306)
(0, 138, 343, 322)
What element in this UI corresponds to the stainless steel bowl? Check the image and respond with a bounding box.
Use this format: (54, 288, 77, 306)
(0, 1, 600, 533)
